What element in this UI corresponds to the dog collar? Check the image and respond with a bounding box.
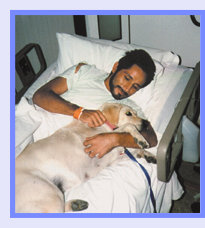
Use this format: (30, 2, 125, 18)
(105, 121, 117, 131)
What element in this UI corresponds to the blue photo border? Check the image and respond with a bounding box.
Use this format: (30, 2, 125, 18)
(10, 10, 204, 218)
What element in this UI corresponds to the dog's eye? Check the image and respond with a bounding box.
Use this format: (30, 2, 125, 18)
(126, 111, 132, 116)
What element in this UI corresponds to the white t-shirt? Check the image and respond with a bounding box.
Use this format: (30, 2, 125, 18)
(60, 64, 146, 119)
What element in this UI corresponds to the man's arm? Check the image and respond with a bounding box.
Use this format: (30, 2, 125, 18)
(84, 122, 157, 158)
(32, 76, 106, 127)
(33, 76, 79, 115)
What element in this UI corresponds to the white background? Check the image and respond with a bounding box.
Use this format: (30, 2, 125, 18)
(1, 1, 204, 227)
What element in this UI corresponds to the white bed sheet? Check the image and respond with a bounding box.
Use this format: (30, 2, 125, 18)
(15, 61, 192, 213)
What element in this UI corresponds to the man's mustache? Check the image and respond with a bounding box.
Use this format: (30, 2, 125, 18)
(116, 85, 129, 97)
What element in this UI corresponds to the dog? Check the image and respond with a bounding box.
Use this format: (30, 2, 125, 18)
(15, 103, 156, 213)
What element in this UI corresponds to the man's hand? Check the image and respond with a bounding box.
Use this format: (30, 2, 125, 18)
(83, 133, 118, 158)
(79, 109, 107, 128)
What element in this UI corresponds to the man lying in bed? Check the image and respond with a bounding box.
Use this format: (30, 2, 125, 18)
(32, 49, 158, 159)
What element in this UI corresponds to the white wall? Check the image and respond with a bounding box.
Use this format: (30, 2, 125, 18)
(130, 15, 200, 67)
(15, 15, 75, 91)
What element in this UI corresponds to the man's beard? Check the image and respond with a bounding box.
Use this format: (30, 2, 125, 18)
(109, 71, 129, 100)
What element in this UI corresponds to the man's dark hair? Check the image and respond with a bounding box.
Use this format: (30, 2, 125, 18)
(117, 49, 156, 87)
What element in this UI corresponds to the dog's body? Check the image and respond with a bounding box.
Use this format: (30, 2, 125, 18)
(15, 103, 155, 213)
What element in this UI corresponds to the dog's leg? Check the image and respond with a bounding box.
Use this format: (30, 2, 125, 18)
(15, 170, 65, 213)
(116, 124, 149, 149)
(65, 199, 89, 212)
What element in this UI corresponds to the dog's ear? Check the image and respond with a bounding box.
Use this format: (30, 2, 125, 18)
(101, 103, 121, 126)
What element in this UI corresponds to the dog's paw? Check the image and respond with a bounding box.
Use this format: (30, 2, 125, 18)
(65, 199, 89, 212)
(71, 199, 89, 211)
(135, 149, 157, 164)
(139, 141, 149, 149)
(134, 138, 149, 149)
(144, 154, 157, 164)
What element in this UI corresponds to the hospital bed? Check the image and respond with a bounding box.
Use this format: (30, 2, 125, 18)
(15, 33, 200, 213)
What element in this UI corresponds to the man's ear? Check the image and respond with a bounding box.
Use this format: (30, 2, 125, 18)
(112, 61, 119, 73)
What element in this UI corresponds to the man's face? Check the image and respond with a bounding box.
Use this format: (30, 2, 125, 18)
(109, 64, 146, 100)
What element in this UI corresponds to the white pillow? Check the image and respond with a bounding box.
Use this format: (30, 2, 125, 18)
(56, 33, 164, 78)
(56, 33, 125, 74)
(75, 35, 180, 67)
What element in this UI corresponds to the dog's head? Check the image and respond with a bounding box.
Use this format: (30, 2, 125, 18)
(100, 103, 148, 131)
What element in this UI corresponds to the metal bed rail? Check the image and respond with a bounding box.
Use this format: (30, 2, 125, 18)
(157, 62, 200, 182)
(15, 43, 47, 104)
